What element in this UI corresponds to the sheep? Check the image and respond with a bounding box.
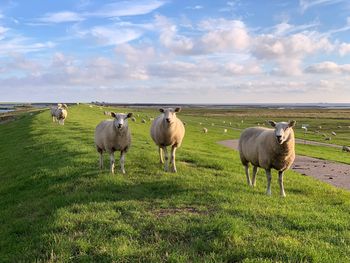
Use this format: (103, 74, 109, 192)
(203, 128, 208, 133)
(318, 125, 322, 129)
(238, 120, 296, 197)
(141, 119, 146, 123)
(223, 129, 227, 133)
(199, 122, 202, 125)
(131, 117, 136, 122)
(342, 146, 350, 152)
(331, 131, 337, 136)
(182, 121, 187, 126)
(325, 137, 331, 141)
(50, 103, 68, 125)
(104, 111, 111, 116)
(322, 133, 327, 137)
(337, 126, 342, 128)
(94, 112, 133, 174)
(150, 107, 185, 173)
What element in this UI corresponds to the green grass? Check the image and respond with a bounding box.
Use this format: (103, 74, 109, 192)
(0, 105, 350, 262)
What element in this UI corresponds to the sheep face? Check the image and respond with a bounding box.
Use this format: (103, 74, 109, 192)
(111, 112, 133, 130)
(56, 108, 65, 120)
(268, 120, 296, 144)
(159, 107, 181, 124)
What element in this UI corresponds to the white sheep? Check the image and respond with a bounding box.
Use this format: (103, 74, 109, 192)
(342, 146, 350, 152)
(141, 119, 146, 123)
(223, 129, 227, 133)
(94, 112, 133, 174)
(50, 103, 68, 125)
(203, 128, 208, 133)
(325, 137, 331, 141)
(238, 120, 296, 197)
(331, 131, 337, 136)
(131, 117, 136, 122)
(150, 107, 185, 172)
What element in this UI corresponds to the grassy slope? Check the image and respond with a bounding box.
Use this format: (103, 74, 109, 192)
(0, 105, 350, 262)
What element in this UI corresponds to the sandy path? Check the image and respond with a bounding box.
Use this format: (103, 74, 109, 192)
(218, 140, 350, 191)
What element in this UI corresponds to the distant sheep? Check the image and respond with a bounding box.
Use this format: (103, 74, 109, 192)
(238, 120, 296, 197)
(131, 117, 136, 122)
(94, 112, 133, 174)
(331, 131, 337, 136)
(223, 129, 227, 133)
(182, 121, 187, 126)
(342, 146, 350, 152)
(104, 111, 111, 116)
(203, 128, 208, 133)
(199, 122, 202, 125)
(150, 107, 185, 172)
(141, 119, 146, 123)
(337, 126, 342, 128)
(325, 137, 331, 141)
(50, 103, 68, 125)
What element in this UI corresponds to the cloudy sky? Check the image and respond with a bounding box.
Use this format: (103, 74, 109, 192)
(1, 0, 350, 103)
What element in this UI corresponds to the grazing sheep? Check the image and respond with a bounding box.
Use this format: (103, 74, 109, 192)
(331, 131, 337, 136)
(199, 122, 202, 125)
(223, 121, 226, 124)
(50, 103, 68, 125)
(131, 117, 136, 122)
(223, 129, 227, 133)
(318, 125, 322, 129)
(150, 107, 185, 172)
(141, 119, 146, 123)
(94, 112, 133, 174)
(229, 122, 232, 125)
(322, 133, 327, 137)
(238, 120, 296, 197)
(104, 111, 111, 116)
(342, 146, 350, 152)
(337, 126, 342, 128)
(183, 121, 187, 126)
(203, 128, 208, 133)
(325, 137, 331, 141)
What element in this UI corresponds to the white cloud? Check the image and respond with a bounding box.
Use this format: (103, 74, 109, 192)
(305, 61, 350, 74)
(38, 11, 84, 23)
(339, 42, 350, 56)
(89, 0, 165, 17)
(299, 0, 346, 12)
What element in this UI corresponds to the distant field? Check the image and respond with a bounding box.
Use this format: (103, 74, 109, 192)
(0, 105, 349, 262)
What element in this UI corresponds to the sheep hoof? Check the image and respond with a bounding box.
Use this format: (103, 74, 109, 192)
(266, 191, 272, 196)
(121, 169, 126, 174)
(280, 193, 286, 197)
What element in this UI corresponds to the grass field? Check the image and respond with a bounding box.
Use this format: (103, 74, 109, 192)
(0, 105, 350, 262)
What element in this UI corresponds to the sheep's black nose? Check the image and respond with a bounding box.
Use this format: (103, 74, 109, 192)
(166, 118, 170, 123)
(118, 124, 122, 128)
(276, 135, 282, 141)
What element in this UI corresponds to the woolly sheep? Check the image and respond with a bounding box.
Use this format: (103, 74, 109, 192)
(203, 128, 208, 133)
(50, 103, 68, 125)
(150, 107, 185, 173)
(238, 120, 296, 197)
(94, 112, 133, 174)
(223, 129, 227, 133)
(141, 119, 146, 123)
(325, 137, 331, 141)
(131, 117, 136, 122)
(331, 131, 337, 136)
(342, 146, 350, 152)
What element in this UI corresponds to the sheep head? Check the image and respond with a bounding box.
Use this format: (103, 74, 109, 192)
(111, 112, 133, 130)
(159, 107, 181, 124)
(268, 120, 296, 144)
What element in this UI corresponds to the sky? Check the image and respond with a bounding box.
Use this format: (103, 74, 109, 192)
(1, 0, 350, 103)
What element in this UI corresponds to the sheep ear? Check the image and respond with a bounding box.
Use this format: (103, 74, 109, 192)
(175, 107, 181, 112)
(110, 112, 117, 118)
(62, 104, 68, 109)
(159, 108, 164, 113)
(268, 120, 276, 127)
(127, 112, 133, 118)
(289, 120, 296, 127)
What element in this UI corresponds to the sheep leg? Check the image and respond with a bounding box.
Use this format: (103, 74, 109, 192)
(278, 171, 286, 197)
(99, 152, 103, 169)
(159, 147, 164, 164)
(109, 152, 115, 174)
(170, 145, 177, 173)
(244, 165, 252, 186)
(120, 151, 126, 174)
(252, 166, 258, 187)
(162, 146, 169, 172)
(265, 169, 272, 195)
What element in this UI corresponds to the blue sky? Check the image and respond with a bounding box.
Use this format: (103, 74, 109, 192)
(1, 0, 350, 103)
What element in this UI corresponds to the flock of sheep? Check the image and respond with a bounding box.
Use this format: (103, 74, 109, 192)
(49, 104, 349, 197)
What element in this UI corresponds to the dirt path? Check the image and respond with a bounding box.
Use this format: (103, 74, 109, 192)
(218, 139, 350, 191)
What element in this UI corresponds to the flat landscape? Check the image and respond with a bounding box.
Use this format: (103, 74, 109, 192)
(1, 104, 350, 262)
